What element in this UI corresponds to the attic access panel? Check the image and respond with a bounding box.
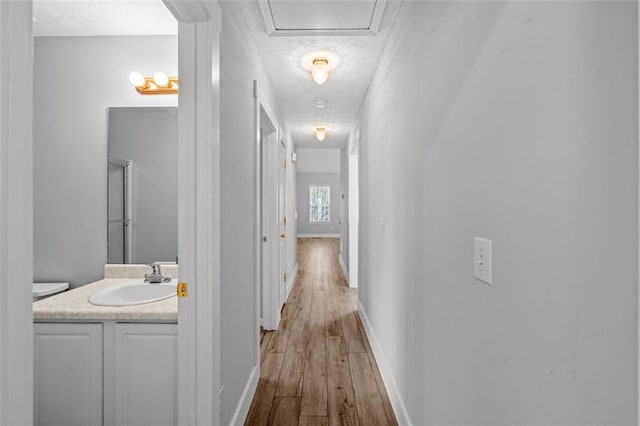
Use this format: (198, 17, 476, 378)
(260, 0, 387, 36)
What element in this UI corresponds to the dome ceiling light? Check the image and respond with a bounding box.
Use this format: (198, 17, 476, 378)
(301, 51, 339, 86)
(312, 126, 329, 142)
(311, 58, 330, 85)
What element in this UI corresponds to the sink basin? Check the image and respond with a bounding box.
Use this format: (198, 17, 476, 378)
(88, 279, 177, 307)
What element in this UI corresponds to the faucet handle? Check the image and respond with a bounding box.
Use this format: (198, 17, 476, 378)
(148, 263, 162, 275)
(145, 263, 164, 283)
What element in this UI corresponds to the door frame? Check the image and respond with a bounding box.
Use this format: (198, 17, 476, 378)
(254, 80, 282, 334)
(0, 1, 34, 423)
(161, 1, 222, 424)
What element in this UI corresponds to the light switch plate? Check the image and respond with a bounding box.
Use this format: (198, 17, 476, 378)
(474, 237, 492, 284)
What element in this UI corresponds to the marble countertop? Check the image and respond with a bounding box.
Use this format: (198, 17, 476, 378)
(33, 278, 178, 322)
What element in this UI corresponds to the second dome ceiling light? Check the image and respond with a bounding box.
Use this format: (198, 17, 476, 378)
(313, 126, 329, 142)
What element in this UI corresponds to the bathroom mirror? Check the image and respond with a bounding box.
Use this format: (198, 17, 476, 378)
(107, 107, 178, 264)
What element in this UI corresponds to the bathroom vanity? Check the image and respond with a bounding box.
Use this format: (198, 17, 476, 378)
(33, 272, 178, 426)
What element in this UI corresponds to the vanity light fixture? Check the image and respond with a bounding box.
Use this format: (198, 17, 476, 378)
(129, 71, 179, 95)
(311, 58, 330, 85)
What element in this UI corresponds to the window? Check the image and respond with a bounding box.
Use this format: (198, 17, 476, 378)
(309, 185, 330, 223)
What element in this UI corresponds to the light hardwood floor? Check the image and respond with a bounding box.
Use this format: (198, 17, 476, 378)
(245, 238, 397, 426)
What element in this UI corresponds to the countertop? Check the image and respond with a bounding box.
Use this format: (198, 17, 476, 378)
(33, 278, 178, 322)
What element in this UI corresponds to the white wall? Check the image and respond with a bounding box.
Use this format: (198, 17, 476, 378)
(219, 6, 262, 422)
(357, 2, 638, 424)
(34, 36, 177, 288)
(296, 148, 340, 173)
(219, 2, 293, 423)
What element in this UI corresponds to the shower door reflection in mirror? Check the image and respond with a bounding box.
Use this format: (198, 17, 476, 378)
(107, 159, 131, 263)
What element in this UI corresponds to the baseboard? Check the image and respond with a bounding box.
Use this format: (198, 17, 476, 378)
(339, 255, 349, 283)
(358, 302, 413, 426)
(229, 365, 259, 426)
(286, 263, 298, 300)
(297, 233, 340, 238)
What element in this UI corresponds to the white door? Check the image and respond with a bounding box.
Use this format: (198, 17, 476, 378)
(261, 129, 269, 323)
(262, 130, 280, 330)
(278, 140, 287, 305)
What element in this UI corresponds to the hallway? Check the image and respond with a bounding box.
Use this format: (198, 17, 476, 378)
(245, 238, 397, 425)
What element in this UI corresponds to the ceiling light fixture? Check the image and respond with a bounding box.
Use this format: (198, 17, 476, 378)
(313, 126, 329, 142)
(311, 58, 330, 85)
(315, 99, 327, 109)
(129, 71, 178, 95)
(301, 51, 339, 85)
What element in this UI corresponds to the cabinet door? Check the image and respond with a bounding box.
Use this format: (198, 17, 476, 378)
(34, 323, 103, 426)
(114, 323, 177, 426)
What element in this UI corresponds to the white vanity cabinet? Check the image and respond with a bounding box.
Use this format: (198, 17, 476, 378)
(112, 323, 178, 426)
(34, 323, 103, 426)
(34, 321, 177, 426)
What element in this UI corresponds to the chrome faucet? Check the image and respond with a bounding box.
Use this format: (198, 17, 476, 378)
(144, 263, 171, 284)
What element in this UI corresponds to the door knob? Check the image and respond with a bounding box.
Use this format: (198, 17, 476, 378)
(280, 233, 286, 238)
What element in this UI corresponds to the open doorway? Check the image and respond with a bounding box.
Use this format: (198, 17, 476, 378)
(29, 3, 185, 425)
(0, 1, 224, 424)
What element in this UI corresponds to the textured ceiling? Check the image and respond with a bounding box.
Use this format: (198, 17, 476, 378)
(33, 0, 400, 150)
(239, 0, 401, 149)
(33, 0, 177, 37)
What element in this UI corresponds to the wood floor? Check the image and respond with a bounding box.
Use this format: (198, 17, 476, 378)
(245, 238, 397, 426)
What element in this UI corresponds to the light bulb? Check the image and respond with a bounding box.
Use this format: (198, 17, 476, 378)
(311, 58, 329, 85)
(153, 72, 169, 87)
(315, 127, 327, 141)
(129, 72, 146, 87)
